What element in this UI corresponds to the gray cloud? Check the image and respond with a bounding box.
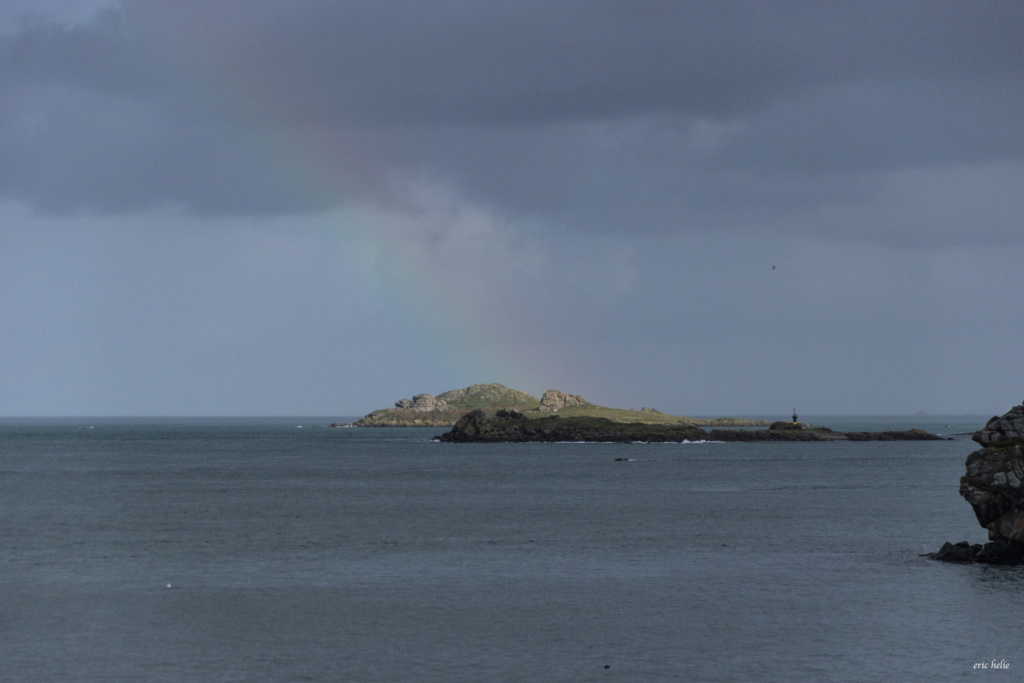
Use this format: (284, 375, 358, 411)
(4, 1, 1023, 418)
(217, 0, 1022, 125)
(0, 0, 1020, 236)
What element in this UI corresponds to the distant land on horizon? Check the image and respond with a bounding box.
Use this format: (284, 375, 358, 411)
(0, 410, 994, 424)
(343, 383, 771, 428)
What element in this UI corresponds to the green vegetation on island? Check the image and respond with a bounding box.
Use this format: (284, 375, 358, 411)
(344, 383, 769, 428)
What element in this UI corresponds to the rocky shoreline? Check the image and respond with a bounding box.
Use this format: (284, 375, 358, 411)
(931, 402, 1024, 566)
(436, 410, 947, 443)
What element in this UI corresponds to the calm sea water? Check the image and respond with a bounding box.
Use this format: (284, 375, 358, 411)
(2, 416, 1020, 681)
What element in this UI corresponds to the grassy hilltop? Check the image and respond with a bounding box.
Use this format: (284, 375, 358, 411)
(347, 383, 539, 427)
(346, 383, 767, 427)
(436, 384, 539, 410)
(549, 404, 766, 427)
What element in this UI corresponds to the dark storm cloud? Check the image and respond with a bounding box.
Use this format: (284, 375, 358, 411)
(0, 0, 1020, 232)
(116, 0, 1021, 127)
(2, 1, 1023, 417)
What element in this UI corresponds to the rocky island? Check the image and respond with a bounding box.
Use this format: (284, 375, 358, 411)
(932, 402, 1024, 565)
(437, 409, 947, 443)
(344, 383, 769, 428)
(345, 384, 540, 427)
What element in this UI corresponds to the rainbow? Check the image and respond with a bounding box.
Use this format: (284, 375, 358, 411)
(155, 6, 567, 394)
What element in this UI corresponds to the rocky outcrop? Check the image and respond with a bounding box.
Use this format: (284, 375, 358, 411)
(538, 390, 589, 412)
(438, 409, 707, 443)
(932, 402, 1024, 565)
(971, 405, 1024, 448)
(438, 411, 946, 444)
(395, 394, 447, 412)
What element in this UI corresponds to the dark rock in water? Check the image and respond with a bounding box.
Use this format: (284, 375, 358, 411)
(437, 409, 707, 443)
(930, 401, 1024, 565)
(931, 539, 1024, 565)
(707, 427, 939, 442)
(769, 421, 804, 431)
(934, 541, 983, 563)
(974, 541, 1024, 565)
(438, 410, 946, 444)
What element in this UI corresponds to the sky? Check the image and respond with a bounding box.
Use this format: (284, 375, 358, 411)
(1, 0, 1022, 417)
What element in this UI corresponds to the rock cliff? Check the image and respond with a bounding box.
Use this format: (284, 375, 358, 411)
(538, 390, 589, 412)
(933, 402, 1024, 565)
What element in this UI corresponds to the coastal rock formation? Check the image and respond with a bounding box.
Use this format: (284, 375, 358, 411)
(395, 394, 447, 412)
(538, 390, 589, 412)
(933, 402, 1024, 565)
(438, 411, 946, 444)
(708, 427, 941, 442)
(438, 409, 708, 443)
(971, 405, 1024, 447)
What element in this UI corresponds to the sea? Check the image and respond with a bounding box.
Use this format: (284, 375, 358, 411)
(1, 416, 1019, 682)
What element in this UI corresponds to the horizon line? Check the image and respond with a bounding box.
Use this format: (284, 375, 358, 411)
(0, 412, 994, 420)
